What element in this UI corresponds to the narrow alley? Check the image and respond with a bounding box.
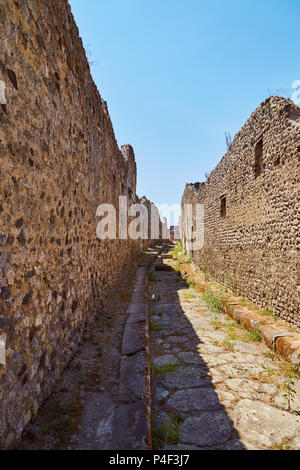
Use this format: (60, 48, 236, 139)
(19, 245, 300, 451)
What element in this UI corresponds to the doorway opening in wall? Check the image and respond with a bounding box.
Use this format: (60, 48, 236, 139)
(220, 196, 226, 217)
(255, 139, 263, 177)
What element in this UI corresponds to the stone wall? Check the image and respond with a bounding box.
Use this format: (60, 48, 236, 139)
(181, 97, 300, 327)
(0, 0, 153, 447)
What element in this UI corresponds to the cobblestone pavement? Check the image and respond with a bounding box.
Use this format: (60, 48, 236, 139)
(18, 248, 300, 450)
(150, 257, 300, 450)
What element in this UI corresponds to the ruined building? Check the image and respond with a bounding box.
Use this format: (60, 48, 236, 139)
(181, 96, 300, 327)
(0, 0, 161, 447)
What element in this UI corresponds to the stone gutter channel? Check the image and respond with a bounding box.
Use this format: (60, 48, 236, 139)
(110, 247, 165, 450)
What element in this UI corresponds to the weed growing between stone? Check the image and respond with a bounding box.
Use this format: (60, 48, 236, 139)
(282, 374, 296, 411)
(152, 415, 183, 448)
(211, 314, 223, 330)
(151, 359, 179, 378)
(261, 309, 278, 321)
(148, 271, 157, 282)
(222, 339, 235, 351)
(183, 292, 197, 299)
(202, 289, 225, 314)
(242, 328, 261, 343)
(150, 320, 162, 332)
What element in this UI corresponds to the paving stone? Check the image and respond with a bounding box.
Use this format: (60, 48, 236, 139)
(188, 319, 215, 331)
(180, 412, 232, 447)
(232, 352, 266, 363)
(161, 366, 211, 389)
(122, 319, 148, 356)
(177, 352, 205, 365)
(261, 360, 281, 372)
(201, 354, 236, 367)
(233, 399, 300, 447)
(218, 363, 266, 378)
(290, 437, 300, 450)
(197, 343, 226, 354)
(111, 402, 150, 450)
(126, 309, 147, 323)
(155, 412, 171, 428)
(233, 340, 269, 355)
(167, 387, 224, 412)
(168, 336, 190, 344)
(152, 316, 162, 323)
(160, 324, 191, 336)
(199, 331, 228, 342)
(222, 439, 247, 450)
(153, 354, 179, 366)
(155, 388, 169, 402)
(208, 369, 225, 384)
(119, 351, 149, 403)
(164, 444, 202, 450)
(168, 346, 183, 354)
(225, 378, 278, 400)
(216, 390, 236, 408)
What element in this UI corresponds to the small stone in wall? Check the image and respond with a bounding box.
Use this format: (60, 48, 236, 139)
(6, 268, 15, 285)
(17, 229, 26, 246)
(0, 286, 11, 300)
(15, 218, 24, 229)
(22, 292, 32, 306)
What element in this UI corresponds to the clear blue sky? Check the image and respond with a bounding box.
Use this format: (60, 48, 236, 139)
(69, 0, 299, 209)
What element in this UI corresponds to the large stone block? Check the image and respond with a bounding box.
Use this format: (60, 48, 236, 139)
(111, 402, 151, 450)
(119, 351, 150, 403)
(180, 412, 232, 447)
(233, 399, 300, 448)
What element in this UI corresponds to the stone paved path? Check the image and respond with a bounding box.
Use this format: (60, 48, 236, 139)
(18, 246, 300, 450)
(150, 254, 300, 450)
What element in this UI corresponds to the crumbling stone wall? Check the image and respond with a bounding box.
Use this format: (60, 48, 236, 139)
(0, 0, 153, 447)
(181, 97, 300, 327)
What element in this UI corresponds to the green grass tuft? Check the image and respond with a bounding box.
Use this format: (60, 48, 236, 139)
(261, 308, 278, 321)
(151, 359, 179, 378)
(202, 289, 225, 314)
(183, 292, 196, 299)
(150, 320, 162, 331)
(242, 328, 261, 342)
(152, 415, 183, 448)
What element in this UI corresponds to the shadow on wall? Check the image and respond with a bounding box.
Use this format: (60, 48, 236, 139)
(150, 253, 245, 450)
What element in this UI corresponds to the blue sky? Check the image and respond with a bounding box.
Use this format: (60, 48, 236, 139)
(69, 0, 299, 209)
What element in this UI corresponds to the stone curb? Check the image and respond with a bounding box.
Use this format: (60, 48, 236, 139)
(176, 262, 300, 366)
(111, 266, 151, 450)
(223, 300, 300, 365)
(110, 245, 167, 450)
